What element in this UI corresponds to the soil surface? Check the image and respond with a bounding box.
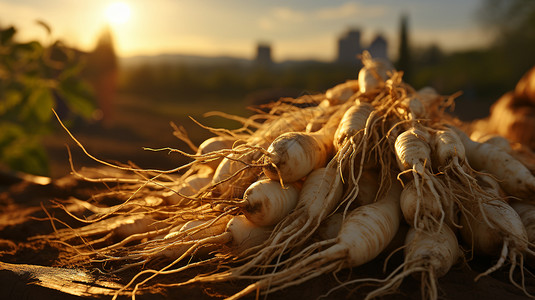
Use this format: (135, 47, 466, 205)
(0, 168, 533, 300)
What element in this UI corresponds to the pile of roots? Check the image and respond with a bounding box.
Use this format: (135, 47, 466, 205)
(37, 51, 535, 300)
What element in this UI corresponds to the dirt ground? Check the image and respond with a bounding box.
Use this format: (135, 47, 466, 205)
(1, 91, 532, 299)
(0, 171, 533, 300)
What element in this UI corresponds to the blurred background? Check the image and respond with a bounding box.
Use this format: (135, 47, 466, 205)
(0, 0, 534, 178)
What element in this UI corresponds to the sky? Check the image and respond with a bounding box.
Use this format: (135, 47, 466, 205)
(0, 0, 493, 62)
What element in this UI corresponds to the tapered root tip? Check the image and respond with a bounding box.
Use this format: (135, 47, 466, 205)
(226, 282, 260, 300)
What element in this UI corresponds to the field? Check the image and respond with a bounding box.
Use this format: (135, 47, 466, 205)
(42, 87, 494, 179)
(42, 92, 252, 179)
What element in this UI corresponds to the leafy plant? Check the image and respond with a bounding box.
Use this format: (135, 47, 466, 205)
(0, 22, 95, 175)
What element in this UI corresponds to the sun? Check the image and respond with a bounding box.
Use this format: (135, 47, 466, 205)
(105, 2, 131, 25)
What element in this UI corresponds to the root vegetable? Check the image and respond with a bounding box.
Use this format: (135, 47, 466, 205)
(353, 167, 381, 206)
(399, 180, 454, 231)
(432, 128, 466, 168)
(432, 128, 481, 215)
(511, 201, 535, 266)
(113, 214, 272, 300)
(249, 103, 328, 148)
(315, 212, 343, 241)
(470, 133, 512, 153)
(416, 87, 442, 110)
(196, 136, 237, 170)
(213, 101, 333, 197)
(395, 127, 446, 230)
(395, 87, 441, 121)
(224, 181, 401, 299)
(325, 80, 359, 104)
(262, 104, 345, 183)
(399, 96, 425, 120)
(211, 150, 263, 198)
(459, 175, 532, 296)
(395, 127, 432, 176)
(333, 100, 377, 205)
(358, 51, 395, 94)
(43, 51, 535, 300)
(305, 101, 340, 133)
(294, 166, 344, 223)
(163, 173, 212, 205)
(262, 131, 332, 183)
(366, 225, 460, 300)
(453, 126, 535, 198)
(158, 214, 270, 259)
(238, 178, 300, 226)
(334, 100, 374, 150)
(186, 165, 344, 282)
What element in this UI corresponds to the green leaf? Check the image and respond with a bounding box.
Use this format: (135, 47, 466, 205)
(0, 24, 95, 175)
(0, 122, 25, 148)
(18, 141, 49, 175)
(23, 87, 55, 122)
(58, 60, 86, 81)
(0, 133, 49, 175)
(58, 78, 96, 119)
(0, 90, 22, 115)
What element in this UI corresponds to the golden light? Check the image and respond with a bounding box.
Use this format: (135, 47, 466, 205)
(105, 2, 131, 25)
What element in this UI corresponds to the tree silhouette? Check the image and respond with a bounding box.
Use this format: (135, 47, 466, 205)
(87, 26, 118, 75)
(397, 13, 412, 83)
(85, 26, 118, 125)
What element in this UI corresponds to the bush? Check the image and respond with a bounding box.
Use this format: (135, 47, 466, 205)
(0, 23, 95, 175)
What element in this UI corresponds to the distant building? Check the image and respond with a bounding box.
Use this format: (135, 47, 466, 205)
(337, 29, 363, 63)
(368, 34, 388, 60)
(255, 43, 272, 65)
(336, 29, 390, 63)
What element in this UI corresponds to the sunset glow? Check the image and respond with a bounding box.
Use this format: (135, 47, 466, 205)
(105, 2, 131, 25)
(0, 0, 491, 60)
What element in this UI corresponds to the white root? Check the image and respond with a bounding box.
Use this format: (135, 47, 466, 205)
(162, 173, 212, 205)
(453, 126, 535, 198)
(358, 51, 395, 94)
(222, 181, 402, 300)
(183, 165, 344, 283)
(395, 127, 447, 231)
(240, 178, 300, 226)
(459, 175, 534, 297)
(113, 215, 272, 300)
(511, 201, 535, 267)
(263, 103, 346, 183)
(196, 136, 237, 170)
(365, 225, 460, 300)
(262, 131, 331, 183)
(325, 80, 359, 104)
